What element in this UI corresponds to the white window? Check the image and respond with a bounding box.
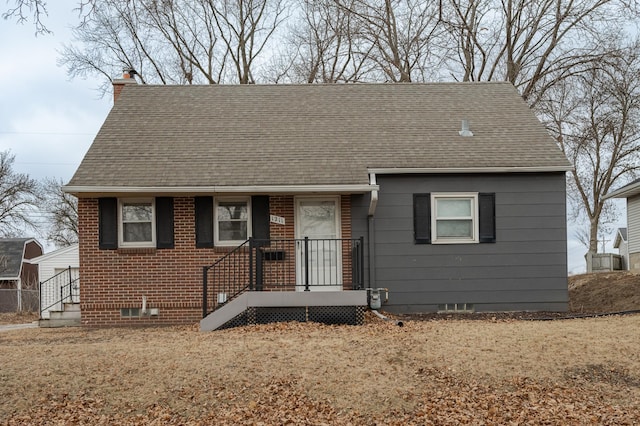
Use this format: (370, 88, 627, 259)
(119, 199, 156, 247)
(214, 197, 251, 246)
(431, 193, 478, 244)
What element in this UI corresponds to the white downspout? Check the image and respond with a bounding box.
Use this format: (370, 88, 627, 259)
(368, 173, 378, 289)
(368, 173, 378, 216)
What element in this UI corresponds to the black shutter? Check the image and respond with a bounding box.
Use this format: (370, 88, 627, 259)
(195, 196, 214, 248)
(413, 193, 431, 244)
(478, 193, 496, 243)
(98, 197, 118, 250)
(251, 196, 270, 241)
(156, 197, 174, 249)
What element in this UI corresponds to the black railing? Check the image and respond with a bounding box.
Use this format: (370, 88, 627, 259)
(202, 237, 365, 317)
(39, 266, 80, 318)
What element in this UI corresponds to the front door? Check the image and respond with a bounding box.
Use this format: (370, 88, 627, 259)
(295, 197, 342, 291)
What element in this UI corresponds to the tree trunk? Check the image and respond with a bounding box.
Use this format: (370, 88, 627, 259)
(589, 218, 599, 254)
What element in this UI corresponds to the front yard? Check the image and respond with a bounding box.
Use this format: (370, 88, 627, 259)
(1, 314, 639, 425)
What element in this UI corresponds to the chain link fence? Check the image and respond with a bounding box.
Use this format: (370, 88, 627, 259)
(0, 289, 39, 313)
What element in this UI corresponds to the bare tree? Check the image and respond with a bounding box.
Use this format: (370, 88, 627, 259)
(0, 151, 41, 237)
(540, 41, 640, 253)
(269, 0, 373, 83)
(332, 0, 444, 82)
(59, 0, 287, 93)
(3, 0, 52, 34)
(210, 0, 288, 84)
(2, 0, 96, 35)
(440, 0, 639, 107)
(41, 178, 78, 247)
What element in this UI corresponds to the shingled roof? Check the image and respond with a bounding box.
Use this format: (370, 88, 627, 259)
(65, 82, 571, 193)
(0, 238, 34, 280)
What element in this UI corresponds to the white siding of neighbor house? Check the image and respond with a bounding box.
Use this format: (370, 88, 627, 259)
(618, 240, 629, 270)
(627, 196, 640, 271)
(30, 245, 79, 318)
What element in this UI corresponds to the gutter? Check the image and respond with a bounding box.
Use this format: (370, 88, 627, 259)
(368, 165, 573, 174)
(63, 183, 379, 196)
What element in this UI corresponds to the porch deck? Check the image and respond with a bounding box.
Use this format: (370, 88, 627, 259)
(200, 290, 367, 331)
(200, 237, 367, 331)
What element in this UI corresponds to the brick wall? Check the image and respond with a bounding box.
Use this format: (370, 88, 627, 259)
(78, 195, 354, 327)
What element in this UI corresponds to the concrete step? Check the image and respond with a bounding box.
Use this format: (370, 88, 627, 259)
(62, 303, 81, 312)
(38, 318, 81, 328)
(49, 309, 81, 321)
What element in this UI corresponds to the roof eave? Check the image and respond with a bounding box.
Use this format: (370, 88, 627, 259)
(28, 243, 79, 264)
(63, 184, 378, 196)
(368, 166, 573, 174)
(604, 183, 640, 200)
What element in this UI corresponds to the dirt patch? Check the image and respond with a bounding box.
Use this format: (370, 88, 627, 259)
(565, 364, 640, 388)
(569, 271, 640, 313)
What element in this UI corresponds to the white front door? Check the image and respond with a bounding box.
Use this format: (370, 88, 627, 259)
(295, 197, 342, 291)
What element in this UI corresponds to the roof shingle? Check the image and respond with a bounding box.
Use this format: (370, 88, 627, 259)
(67, 82, 571, 190)
(0, 238, 32, 279)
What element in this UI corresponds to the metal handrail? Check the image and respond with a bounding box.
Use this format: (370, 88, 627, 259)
(202, 237, 365, 317)
(39, 266, 80, 318)
(202, 239, 252, 317)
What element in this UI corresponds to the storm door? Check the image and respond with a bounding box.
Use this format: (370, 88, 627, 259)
(295, 197, 342, 291)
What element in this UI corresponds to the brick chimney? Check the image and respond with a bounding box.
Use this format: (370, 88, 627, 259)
(112, 69, 138, 103)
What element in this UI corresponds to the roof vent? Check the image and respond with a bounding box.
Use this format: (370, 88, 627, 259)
(459, 119, 473, 137)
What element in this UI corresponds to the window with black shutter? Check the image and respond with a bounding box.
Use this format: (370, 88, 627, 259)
(413, 192, 495, 244)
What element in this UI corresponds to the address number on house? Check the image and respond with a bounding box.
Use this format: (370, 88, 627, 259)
(270, 215, 286, 225)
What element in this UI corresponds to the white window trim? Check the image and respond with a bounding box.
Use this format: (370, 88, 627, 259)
(431, 193, 479, 244)
(214, 196, 252, 246)
(118, 198, 156, 248)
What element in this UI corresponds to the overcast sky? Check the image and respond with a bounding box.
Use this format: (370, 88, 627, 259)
(0, 3, 111, 184)
(0, 3, 625, 272)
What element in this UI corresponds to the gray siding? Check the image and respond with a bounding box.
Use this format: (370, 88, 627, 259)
(372, 173, 568, 313)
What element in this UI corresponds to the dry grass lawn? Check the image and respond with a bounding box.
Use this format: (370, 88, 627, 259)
(1, 272, 639, 424)
(1, 315, 639, 425)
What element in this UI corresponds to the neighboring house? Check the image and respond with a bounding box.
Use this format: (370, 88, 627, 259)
(614, 228, 628, 270)
(606, 179, 640, 271)
(63, 74, 572, 328)
(0, 238, 43, 312)
(29, 244, 80, 319)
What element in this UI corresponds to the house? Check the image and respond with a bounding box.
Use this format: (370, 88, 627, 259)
(0, 238, 43, 312)
(605, 179, 640, 271)
(614, 228, 628, 270)
(28, 244, 80, 319)
(64, 74, 572, 329)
